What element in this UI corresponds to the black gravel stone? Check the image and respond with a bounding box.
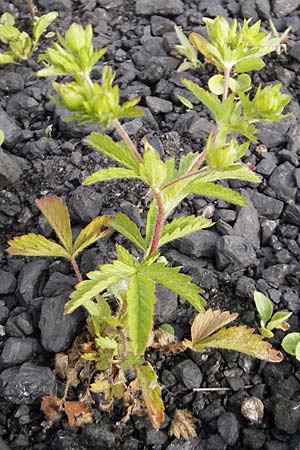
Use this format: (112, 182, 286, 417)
(38, 0, 72, 10)
(232, 200, 260, 248)
(0, 149, 23, 187)
(154, 284, 178, 324)
(217, 412, 239, 445)
(172, 230, 219, 258)
(242, 428, 266, 449)
(69, 186, 103, 223)
(0, 108, 23, 148)
(81, 423, 116, 450)
(146, 96, 173, 113)
(42, 272, 77, 297)
(0, 363, 56, 404)
(17, 260, 49, 305)
(284, 203, 300, 225)
(198, 401, 225, 422)
(174, 359, 203, 389)
(146, 429, 168, 445)
(256, 153, 277, 176)
(274, 398, 300, 434)
(51, 431, 87, 450)
(5, 312, 34, 337)
(39, 294, 84, 352)
(136, 0, 184, 16)
(1, 337, 39, 366)
(216, 236, 257, 269)
(273, 0, 300, 17)
(206, 434, 226, 450)
(150, 15, 175, 36)
(257, 120, 290, 148)
(0, 270, 17, 295)
(250, 191, 284, 220)
(265, 441, 288, 450)
(0, 72, 25, 94)
(269, 162, 297, 202)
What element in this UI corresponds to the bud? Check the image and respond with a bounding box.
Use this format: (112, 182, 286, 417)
(53, 82, 86, 111)
(206, 135, 237, 170)
(65, 23, 87, 54)
(253, 84, 290, 118)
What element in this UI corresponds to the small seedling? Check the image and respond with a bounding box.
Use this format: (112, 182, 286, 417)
(0, 11, 58, 64)
(282, 333, 300, 360)
(254, 291, 292, 338)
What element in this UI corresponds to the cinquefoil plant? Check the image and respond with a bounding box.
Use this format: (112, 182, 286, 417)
(8, 17, 288, 429)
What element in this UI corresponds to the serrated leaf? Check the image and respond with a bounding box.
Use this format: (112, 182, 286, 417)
(189, 32, 222, 69)
(72, 215, 110, 256)
(178, 152, 200, 177)
(116, 244, 139, 268)
(95, 336, 118, 349)
(36, 195, 73, 254)
(127, 274, 156, 356)
(235, 58, 265, 73)
(187, 181, 248, 206)
(136, 363, 164, 429)
(196, 164, 261, 184)
(7, 233, 70, 258)
(84, 167, 138, 185)
(159, 215, 213, 247)
(85, 133, 140, 173)
(145, 200, 158, 249)
(208, 74, 224, 95)
(267, 311, 292, 331)
(139, 141, 167, 189)
(181, 79, 221, 118)
(189, 325, 283, 362)
(169, 409, 197, 440)
(110, 213, 146, 251)
(282, 333, 300, 357)
(142, 263, 205, 312)
(32, 12, 58, 43)
(191, 309, 238, 343)
(254, 291, 273, 324)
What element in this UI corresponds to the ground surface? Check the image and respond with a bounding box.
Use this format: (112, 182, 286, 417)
(0, 0, 300, 449)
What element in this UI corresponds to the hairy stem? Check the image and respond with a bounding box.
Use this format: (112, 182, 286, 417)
(161, 166, 209, 191)
(113, 119, 143, 163)
(149, 193, 165, 254)
(70, 257, 82, 282)
(222, 66, 231, 102)
(188, 149, 206, 173)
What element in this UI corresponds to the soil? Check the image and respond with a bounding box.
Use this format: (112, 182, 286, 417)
(0, 0, 300, 449)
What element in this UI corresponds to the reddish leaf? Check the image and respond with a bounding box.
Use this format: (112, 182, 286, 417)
(41, 395, 62, 422)
(64, 401, 93, 427)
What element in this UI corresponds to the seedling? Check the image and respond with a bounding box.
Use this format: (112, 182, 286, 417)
(0, 11, 58, 64)
(282, 333, 300, 360)
(8, 17, 289, 430)
(254, 291, 292, 338)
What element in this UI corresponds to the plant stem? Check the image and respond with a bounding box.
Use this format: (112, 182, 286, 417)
(149, 192, 165, 254)
(113, 119, 143, 163)
(188, 149, 206, 172)
(222, 65, 231, 102)
(27, 0, 35, 24)
(161, 167, 208, 191)
(70, 257, 82, 282)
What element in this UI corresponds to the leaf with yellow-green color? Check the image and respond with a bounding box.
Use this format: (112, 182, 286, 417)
(139, 141, 167, 189)
(159, 215, 213, 247)
(35, 195, 73, 254)
(32, 12, 58, 44)
(186, 181, 248, 206)
(72, 216, 110, 256)
(191, 309, 238, 343)
(7, 233, 70, 258)
(83, 167, 139, 185)
(181, 78, 221, 118)
(136, 363, 164, 429)
(110, 213, 146, 251)
(0, 129, 4, 146)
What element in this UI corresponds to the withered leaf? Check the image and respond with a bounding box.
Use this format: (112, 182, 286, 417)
(64, 401, 93, 427)
(41, 395, 62, 422)
(169, 409, 197, 440)
(148, 329, 185, 353)
(191, 309, 238, 344)
(55, 353, 69, 380)
(136, 363, 164, 429)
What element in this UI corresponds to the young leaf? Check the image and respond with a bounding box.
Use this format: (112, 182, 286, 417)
(267, 311, 292, 331)
(145, 200, 158, 249)
(177, 152, 200, 176)
(196, 164, 261, 184)
(259, 326, 274, 339)
(0, 53, 16, 64)
(72, 216, 110, 256)
(191, 309, 238, 343)
(177, 95, 194, 110)
(35, 196, 73, 254)
(254, 291, 273, 324)
(136, 363, 164, 429)
(208, 74, 225, 96)
(109, 213, 146, 251)
(169, 409, 197, 440)
(83, 167, 139, 185)
(235, 58, 265, 73)
(282, 333, 300, 357)
(181, 79, 221, 118)
(186, 181, 248, 206)
(139, 141, 167, 189)
(188, 325, 283, 362)
(127, 274, 156, 356)
(142, 263, 206, 312)
(32, 12, 58, 43)
(159, 215, 213, 247)
(7, 233, 70, 258)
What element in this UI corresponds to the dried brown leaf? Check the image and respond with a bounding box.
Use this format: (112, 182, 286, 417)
(169, 409, 197, 440)
(55, 353, 69, 380)
(191, 309, 238, 344)
(64, 401, 93, 427)
(41, 395, 62, 422)
(148, 329, 185, 353)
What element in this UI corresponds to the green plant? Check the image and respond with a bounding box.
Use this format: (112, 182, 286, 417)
(0, 129, 4, 146)
(0, 11, 58, 64)
(7, 17, 289, 429)
(282, 333, 300, 360)
(254, 291, 292, 338)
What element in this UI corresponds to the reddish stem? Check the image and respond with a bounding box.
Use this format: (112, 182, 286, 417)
(114, 119, 143, 164)
(149, 193, 165, 254)
(161, 167, 209, 191)
(70, 257, 82, 282)
(189, 149, 206, 173)
(27, 0, 35, 24)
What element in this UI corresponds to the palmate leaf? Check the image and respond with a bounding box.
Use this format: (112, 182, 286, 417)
(36, 196, 73, 254)
(186, 181, 248, 206)
(159, 215, 213, 247)
(136, 363, 164, 429)
(85, 133, 140, 173)
(83, 167, 139, 185)
(7, 233, 70, 258)
(142, 263, 206, 312)
(191, 309, 238, 343)
(72, 215, 111, 256)
(110, 213, 146, 251)
(127, 274, 156, 356)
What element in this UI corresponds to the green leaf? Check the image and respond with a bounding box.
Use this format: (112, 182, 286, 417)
(95, 336, 118, 350)
(145, 201, 158, 250)
(72, 215, 110, 256)
(159, 323, 175, 336)
(196, 164, 261, 184)
(0, 52, 16, 64)
(296, 342, 300, 361)
(0, 129, 4, 146)
(235, 58, 265, 73)
(35, 195, 73, 254)
(267, 311, 292, 331)
(208, 74, 225, 95)
(136, 363, 164, 429)
(127, 273, 156, 356)
(159, 215, 213, 247)
(282, 333, 300, 357)
(139, 141, 167, 189)
(142, 263, 205, 312)
(7, 233, 70, 258)
(116, 244, 139, 268)
(0, 13, 15, 26)
(110, 213, 146, 251)
(32, 12, 58, 44)
(187, 181, 248, 206)
(178, 152, 200, 177)
(254, 291, 273, 324)
(85, 133, 140, 173)
(177, 95, 194, 110)
(189, 325, 283, 362)
(83, 167, 139, 185)
(181, 79, 221, 118)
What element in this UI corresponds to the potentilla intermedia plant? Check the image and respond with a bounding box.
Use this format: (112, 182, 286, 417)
(8, 17, 290, 429)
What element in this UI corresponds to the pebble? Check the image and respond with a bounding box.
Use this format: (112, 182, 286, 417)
(217, 412, 240, 445)
(241, 397, 264, 423)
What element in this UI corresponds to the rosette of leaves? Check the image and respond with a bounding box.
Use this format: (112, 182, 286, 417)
(254, 291, 292, 338)
(0, 11, 58, 64)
